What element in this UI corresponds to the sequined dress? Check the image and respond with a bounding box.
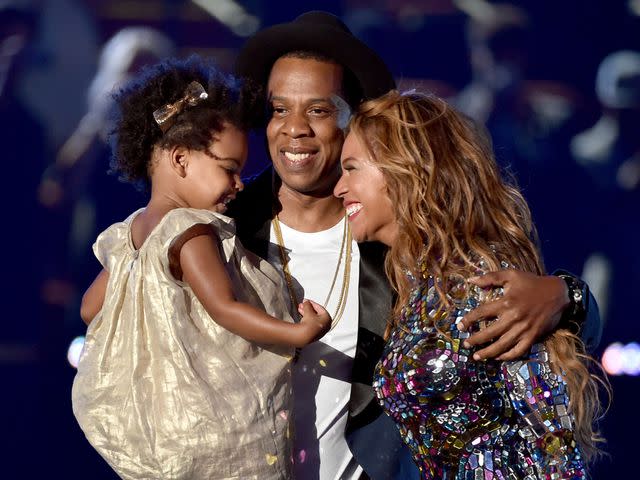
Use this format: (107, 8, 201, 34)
(373, 269, 585, 479)
(72, 208, 294, 480)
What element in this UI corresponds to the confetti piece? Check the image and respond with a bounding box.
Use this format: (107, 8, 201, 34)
(265, 454, 277, 465)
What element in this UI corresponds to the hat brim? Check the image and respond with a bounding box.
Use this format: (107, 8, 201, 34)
(235, 20, 395, 101)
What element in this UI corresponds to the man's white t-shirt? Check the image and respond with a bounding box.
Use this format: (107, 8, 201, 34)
(268, 217, 362, 480)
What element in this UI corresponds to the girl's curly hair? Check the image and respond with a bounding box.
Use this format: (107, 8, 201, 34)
(108, 55, 263, 189)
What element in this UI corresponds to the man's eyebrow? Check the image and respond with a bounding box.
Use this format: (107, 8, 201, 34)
(269, 95, 335, 104)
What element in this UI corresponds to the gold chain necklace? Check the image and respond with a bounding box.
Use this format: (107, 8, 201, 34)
(272, 214, 352, 331)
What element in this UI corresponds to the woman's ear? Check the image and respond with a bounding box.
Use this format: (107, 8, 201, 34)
(169, 146, 189, 178)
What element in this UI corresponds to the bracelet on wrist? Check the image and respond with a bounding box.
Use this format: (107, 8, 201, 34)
(557, 273, 587, 323)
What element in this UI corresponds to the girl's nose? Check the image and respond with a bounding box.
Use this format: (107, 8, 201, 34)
(235, 176, 244, 192)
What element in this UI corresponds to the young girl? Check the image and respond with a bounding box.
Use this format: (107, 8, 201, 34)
(334, 90, 606, 479)
(72, 56, 330, 480)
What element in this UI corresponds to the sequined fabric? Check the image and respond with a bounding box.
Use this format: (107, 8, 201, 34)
(373, 268, 585, 479)
(72, 208, 294, 480)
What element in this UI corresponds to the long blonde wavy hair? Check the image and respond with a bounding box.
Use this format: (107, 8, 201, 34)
(348, 90, 607, 461)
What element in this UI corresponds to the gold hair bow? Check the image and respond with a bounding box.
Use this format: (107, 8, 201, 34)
(153, 81, 209, 133)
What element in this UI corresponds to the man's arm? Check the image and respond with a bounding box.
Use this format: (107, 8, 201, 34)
(555, 269, 602, 351)
(457, 269, 602, 360)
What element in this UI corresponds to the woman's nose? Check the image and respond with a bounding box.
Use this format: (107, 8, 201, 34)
(333, 172, 347, 198)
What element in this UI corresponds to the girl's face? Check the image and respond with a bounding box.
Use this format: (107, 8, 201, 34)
(334, 131, 397, 246)
(183, 122, 248, 213)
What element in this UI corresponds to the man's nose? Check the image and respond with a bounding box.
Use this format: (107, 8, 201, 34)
(284, 111, 311, 137)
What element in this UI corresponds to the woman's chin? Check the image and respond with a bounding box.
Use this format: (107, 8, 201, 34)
(349, 226, 366, 243)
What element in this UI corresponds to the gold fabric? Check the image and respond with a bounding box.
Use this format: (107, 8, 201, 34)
(72, 208, 294, 480)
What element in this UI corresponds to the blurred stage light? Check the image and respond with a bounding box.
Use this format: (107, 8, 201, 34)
(602, 342, 640, 376)
(67, 336, 85, 368)
(629, 0, 640, 16)
(192, 0, 260, 37)
(602, 342, 624, 375)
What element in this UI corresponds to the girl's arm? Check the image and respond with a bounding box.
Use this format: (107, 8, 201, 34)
(80, 269, 109, 325)
(178, 226, 330, 348)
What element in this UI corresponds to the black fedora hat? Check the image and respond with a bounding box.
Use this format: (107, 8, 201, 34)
(235, 11, 396, 101)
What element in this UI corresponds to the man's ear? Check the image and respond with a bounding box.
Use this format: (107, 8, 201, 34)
(170, 146, 189, 177)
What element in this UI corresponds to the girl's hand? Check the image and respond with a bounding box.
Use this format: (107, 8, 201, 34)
(297, 299, 332, 344)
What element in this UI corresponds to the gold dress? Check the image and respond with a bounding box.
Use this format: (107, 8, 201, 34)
(72, 208, 294, 480)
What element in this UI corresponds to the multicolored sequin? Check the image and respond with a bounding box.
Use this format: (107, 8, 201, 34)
(373, 270, 585, 479)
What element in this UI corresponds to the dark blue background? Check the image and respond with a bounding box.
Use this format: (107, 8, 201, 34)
(2, 0, 637, 477)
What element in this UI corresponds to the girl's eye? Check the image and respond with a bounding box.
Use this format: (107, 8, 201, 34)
(220, 164, 237, 174)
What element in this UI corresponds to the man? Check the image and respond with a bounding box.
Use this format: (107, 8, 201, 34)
(230, 11, 601, 480)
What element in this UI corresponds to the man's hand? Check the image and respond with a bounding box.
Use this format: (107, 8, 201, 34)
(457, 270, 569, 361)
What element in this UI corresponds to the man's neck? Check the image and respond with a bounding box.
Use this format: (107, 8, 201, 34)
(276, 184, 344, 233)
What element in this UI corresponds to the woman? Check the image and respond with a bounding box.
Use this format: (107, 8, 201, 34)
(334, 90, 605, 479)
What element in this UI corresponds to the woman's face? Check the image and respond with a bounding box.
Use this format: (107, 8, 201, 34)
(334, 131, 397, 246)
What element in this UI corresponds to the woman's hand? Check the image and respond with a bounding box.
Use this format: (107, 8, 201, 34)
(457, 270, 569, 361)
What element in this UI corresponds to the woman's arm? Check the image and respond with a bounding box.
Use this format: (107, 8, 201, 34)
(178, 226, 330, 348)
(80, 269, 109, 325)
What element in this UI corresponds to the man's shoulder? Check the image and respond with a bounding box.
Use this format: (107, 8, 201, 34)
(228, 166, 273, 218)
(226, 166, 274, 257)
(243, 166, 274, 193)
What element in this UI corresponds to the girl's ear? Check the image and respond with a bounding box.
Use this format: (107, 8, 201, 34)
(170, 146, 189, 178)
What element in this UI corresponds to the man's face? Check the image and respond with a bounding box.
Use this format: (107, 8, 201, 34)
(266, 56, 348, 197)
